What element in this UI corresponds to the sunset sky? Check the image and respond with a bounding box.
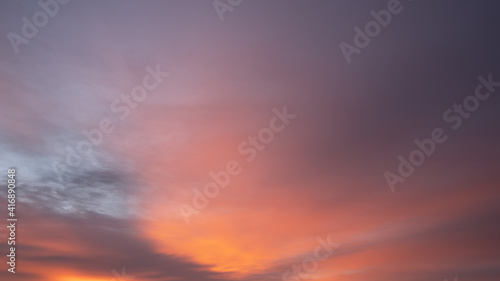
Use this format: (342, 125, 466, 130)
(1, 0, 500, 280)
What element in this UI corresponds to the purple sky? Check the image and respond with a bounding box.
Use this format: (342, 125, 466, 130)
(1, 0, 500, 280)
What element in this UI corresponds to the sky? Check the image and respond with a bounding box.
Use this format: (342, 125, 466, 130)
(0, 0, 500, 280)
